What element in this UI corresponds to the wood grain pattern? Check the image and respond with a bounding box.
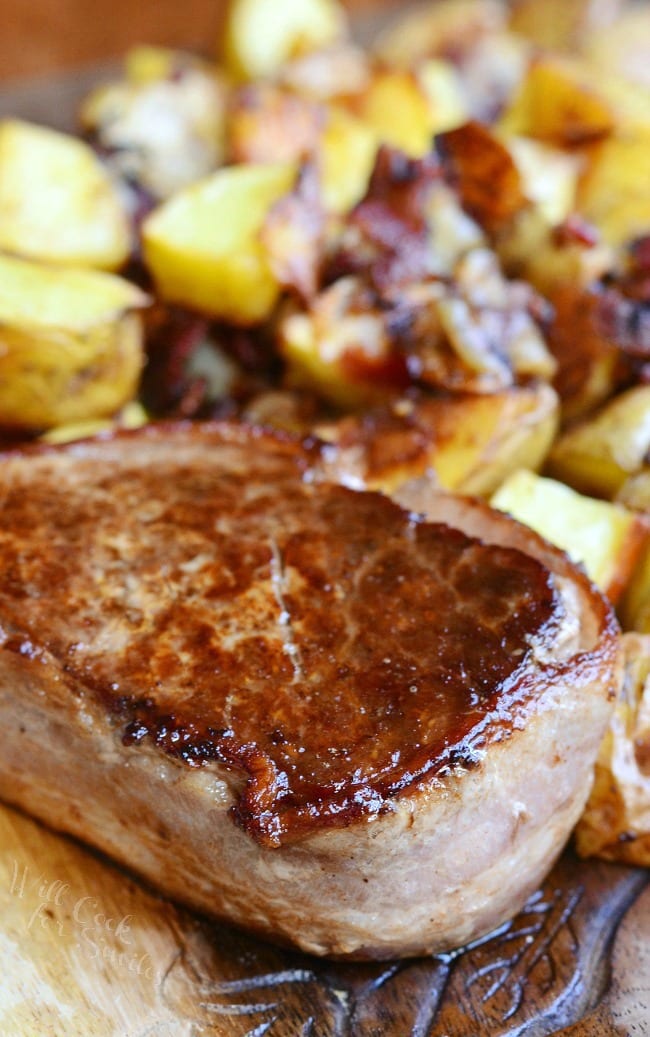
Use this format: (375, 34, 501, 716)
(1, 800, 647, 1036)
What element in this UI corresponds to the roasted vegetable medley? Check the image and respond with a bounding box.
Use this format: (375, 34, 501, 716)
(1, 0, 650, 861)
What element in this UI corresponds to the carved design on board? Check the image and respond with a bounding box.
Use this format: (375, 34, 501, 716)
(156, 852, 648, 1037)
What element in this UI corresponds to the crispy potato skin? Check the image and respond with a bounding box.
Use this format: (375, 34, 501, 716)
(222, 0, 348, 82)
(491, 469, 649, 605)
(315, 384, 558, 497)
(0, 313, 144, 431)
(0, 254, 148, 431)
(575, 632, 650, 866)
(548, 386, 650, 500)
(0, 119, 130, 271)
(142, 163, 296, 324)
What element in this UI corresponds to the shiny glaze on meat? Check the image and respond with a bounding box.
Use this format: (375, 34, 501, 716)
(0, 423, 562, 846)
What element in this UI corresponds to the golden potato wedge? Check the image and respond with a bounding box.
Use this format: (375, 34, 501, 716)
(504, 136, 578, 226)
(575, 632, 650, 866)
(39, 401, 149, 444)
(320, 107, 377, 214)
(498, 210, 613, 297)
(417, 60, 468, 134)
(278, 277, 399, 409)
(618, 470, 650, 633)
(352, 71, 435, 159)
(426, 383, 559, 496)
(618, 529, 650, 633)
(508, 0, 622, 53)
(142, 162, 296, 324)
(500, 55, 650, 145)
(0, 254, 148, 431)
(314, 383, 558, 496)
(81, 48, 227, 200)
(548, 386, 650, 499)
(222, 0, 348, 81)
(491, 468, 649, 603)
(226, 85, 377, 214)
(577, 132, 650, 248)
(0, 119, 130, 270)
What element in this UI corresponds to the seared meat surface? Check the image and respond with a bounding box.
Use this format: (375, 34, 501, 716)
(0, 423, 620, 957)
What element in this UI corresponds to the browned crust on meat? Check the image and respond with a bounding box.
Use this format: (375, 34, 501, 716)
(0, 422, 621, 957)
(0, 421, 583, 848)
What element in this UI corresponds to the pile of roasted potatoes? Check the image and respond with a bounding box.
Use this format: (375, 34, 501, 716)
(1, 0, 649, 864)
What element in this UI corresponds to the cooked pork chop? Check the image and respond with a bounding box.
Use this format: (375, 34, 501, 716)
(0, 422, 620, 958)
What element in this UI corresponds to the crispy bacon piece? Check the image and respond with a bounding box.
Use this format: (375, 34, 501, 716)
(547, 241, 650, 419)
(437, 121, 528, 235)
(329, 146, 441, 292)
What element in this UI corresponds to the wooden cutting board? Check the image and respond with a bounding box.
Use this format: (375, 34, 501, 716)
(1, 799, 648, 1036)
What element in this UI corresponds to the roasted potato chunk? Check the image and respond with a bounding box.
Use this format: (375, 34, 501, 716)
(226, 84, 377, 214)
(575, 632, 650, 866)
(0, 254, 148, 430)
(413, 60, 468, 134)
(346, 62, 467, 160)
(142, 162, 296, 324)
(619, 528, 650, 633)
(313, 384, 557, 497)
(577, 132, 650, 248)
(0, 119, 130, 270)
(320, 107, 378, 214)
(508, 0, 623, 53)
(618, 468, 650, 633)
(498, 210, 613, 297)
(352, 70, 440, 159)
(491, 468, 648, 603)
(548, 386, 650, 499)
(505, 136, 578, 226)
(223, 0, 348, 81)
(278, 277, 400, 409)
(426, 383, 558, 496)
(500, 56, 650, 145)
